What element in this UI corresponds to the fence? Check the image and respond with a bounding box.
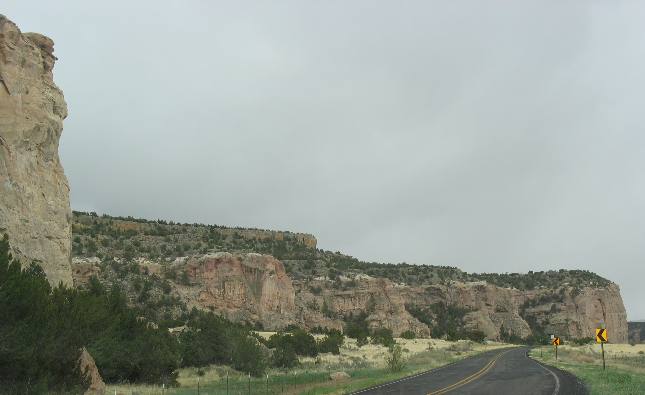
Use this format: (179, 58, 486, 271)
(110, 370, 336, 395)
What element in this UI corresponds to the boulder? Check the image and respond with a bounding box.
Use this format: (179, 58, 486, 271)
(79, 348, 106, 395)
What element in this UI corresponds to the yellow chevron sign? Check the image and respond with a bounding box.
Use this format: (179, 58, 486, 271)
(552, 337, 561, 346)
(596, 328, 608, 343)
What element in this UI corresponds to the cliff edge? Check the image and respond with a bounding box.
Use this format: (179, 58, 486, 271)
(0, 15, 72, 285)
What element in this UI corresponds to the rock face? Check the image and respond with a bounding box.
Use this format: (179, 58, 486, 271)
(79, 347, 106, 395)
(175, 253, 297, 329)
(294, 276, 431, 337)
(72, 251, 629, 342)
(177, 260, 627, 341)
(0, 15, 72, 285)
(401, 281, 629, 343)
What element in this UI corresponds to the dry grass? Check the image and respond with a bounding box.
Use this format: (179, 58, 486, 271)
(258, 331, 511, 370)
(105, 337, 513, 394)
(531, 344, 645, 395)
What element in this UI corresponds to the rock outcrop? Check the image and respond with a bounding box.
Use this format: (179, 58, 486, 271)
(174, 252, 297, 329)
(294, 276, 431, 337)
(72, 250, 629, 342)
(401, 281, 629, 343)
(79, 348, 106, 395)
(0, 15, 72, 285)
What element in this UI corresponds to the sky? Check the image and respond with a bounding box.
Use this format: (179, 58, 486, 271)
(4, 1, 645, 320)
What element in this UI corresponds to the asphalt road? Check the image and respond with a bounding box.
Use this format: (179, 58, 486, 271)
(352, 347, 588, 395)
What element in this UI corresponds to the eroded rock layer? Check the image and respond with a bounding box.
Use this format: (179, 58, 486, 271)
(0, 15, 72, 285)
(72, 252, 629, 342)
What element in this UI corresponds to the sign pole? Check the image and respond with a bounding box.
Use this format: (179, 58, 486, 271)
(601, 342, 605, 370)
(555, 344, 558, 361)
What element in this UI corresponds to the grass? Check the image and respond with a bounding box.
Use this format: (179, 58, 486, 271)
(530, 344, 645, 395)
(106, 339, 511, 395)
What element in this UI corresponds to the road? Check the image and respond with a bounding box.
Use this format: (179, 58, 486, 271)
(351, 347, 587, 395)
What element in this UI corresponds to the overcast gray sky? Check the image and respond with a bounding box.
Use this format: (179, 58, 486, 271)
(6, 1, 645, 320)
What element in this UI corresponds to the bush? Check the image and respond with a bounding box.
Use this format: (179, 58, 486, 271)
(291, 329, 318, 357)
(371, 328, 395, 347)
(267, 329, 318, 358)
(400, 330, 416, 339)
(571, 337, 594, 346)
(466, 330, 486, 343)
(317, 330, 344, 354)
(386, 345, 406, 372)
(178, 310, 268, 376)
(0, 234, 180, 389)
(344, 312, 370, 340)
(271, 343, 298, 368)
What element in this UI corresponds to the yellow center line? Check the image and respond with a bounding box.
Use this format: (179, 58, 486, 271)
(427, 349, 512, 395)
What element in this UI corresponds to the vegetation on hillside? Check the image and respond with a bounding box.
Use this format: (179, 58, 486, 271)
(71, 211, 612, 291)
(0, 234, 278, 390)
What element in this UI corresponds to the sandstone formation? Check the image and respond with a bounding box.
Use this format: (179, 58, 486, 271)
(79, 347, 106, 395)
(401, 281, 629, 343)
(0, 15, 72, 285)
(174, 252, 297, 329)
(294, 276, 431, 337)
(72, 249, 629, 342)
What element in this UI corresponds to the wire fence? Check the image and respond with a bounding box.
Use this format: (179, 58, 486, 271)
(111, 370, 335, 395)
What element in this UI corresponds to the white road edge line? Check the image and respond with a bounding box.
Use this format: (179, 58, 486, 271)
(527, 351, 560, 395)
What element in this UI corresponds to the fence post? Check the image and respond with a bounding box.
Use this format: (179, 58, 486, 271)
(248, 372, 251, 395)
(226, 370, 229, 395)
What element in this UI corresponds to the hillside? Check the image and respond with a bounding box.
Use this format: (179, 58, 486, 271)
(71, 211, 628, 342)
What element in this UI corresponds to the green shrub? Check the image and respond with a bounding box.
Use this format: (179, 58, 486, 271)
(344, 312, 370, 340)
(317, 330, 344, 354)
(371, 328, 395, 347)
(0, 234, 180, 389)
(400, 330, 416, 339)
(267, 329, 318, 358)
(386, 345, 406, 372)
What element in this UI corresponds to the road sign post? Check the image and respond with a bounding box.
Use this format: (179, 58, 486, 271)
(596, 328, 608, 370)
(551, 337, 561, 360)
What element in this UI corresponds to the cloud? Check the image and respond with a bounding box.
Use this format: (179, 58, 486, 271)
(5, 0, 645, 319)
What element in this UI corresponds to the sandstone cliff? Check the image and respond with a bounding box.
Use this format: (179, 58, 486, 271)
(0, 15, 72, 285)
(68, 212, 629, 342)
(72, 250, 628, 342)
(174, 253, 297, 329)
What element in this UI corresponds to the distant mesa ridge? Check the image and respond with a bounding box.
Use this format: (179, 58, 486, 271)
(70, 211, 629, 343)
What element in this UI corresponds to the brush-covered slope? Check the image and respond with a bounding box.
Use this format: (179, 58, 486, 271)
(70, 212, 629, 342)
